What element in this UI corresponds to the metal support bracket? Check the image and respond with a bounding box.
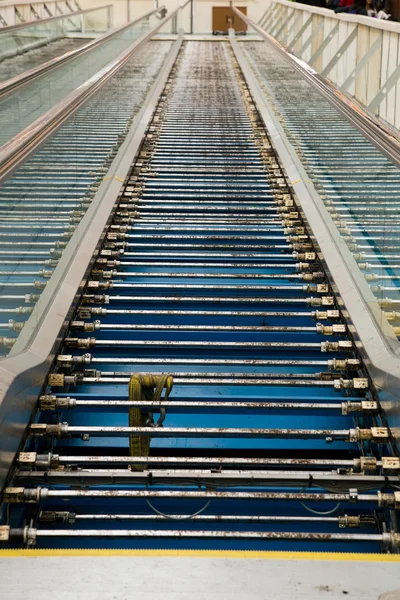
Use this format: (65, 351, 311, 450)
(309, 22, 339, 67)
(267, 4, 284, 35)
(321, 26, 357, 78)
(288, 14, 313, 53)
(271, 12, 286, 39)
(258, 8, 269, 27)
(368, 61, 400, 113)
(341, 34, 381, 92)
(274, 9, 296, 44)
(43, 3, 54, 17)
(30, 5, 41, 20)
(285, 10, 305, 49)
(14, 7, 25, 22)
(298, 20, 324, 58)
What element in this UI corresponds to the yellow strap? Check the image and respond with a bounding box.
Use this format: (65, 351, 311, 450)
(128, 373, 173, 469)
(128, 374, 147, 463)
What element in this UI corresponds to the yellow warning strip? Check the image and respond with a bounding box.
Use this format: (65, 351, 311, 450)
(0, 550, 399, 561)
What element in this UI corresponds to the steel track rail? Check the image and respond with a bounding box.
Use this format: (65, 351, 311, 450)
(5, 528, 397, 547)
(14, 468, 400, 488)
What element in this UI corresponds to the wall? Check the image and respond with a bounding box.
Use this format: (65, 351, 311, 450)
(193, 0, 260, 33)
(77, 0, 265, 32)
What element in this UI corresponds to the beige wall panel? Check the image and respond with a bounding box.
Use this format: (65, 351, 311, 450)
(81, 0, 264, 33)
(355, 24, 369, 106)
(378, 31, 390, 120)
(323, 17, 337, 77)
(1, 6, 16, 24)
(366, 28, 382, 107)
(395, 36, 400, 128)
(309, 14, 322, 67)
(287, 9, 302, 49)
(384, 31, 398, 125)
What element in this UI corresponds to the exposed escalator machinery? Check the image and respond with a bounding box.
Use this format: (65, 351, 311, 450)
(1, 41, 399, 553)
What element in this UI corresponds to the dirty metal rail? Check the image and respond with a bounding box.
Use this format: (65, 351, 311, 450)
(1, 40, 399, 554)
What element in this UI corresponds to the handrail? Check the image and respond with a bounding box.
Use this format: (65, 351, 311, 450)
(0, 6, 163, 97)
(0, 4, 111, 34)
(230, 8, 400, 440)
